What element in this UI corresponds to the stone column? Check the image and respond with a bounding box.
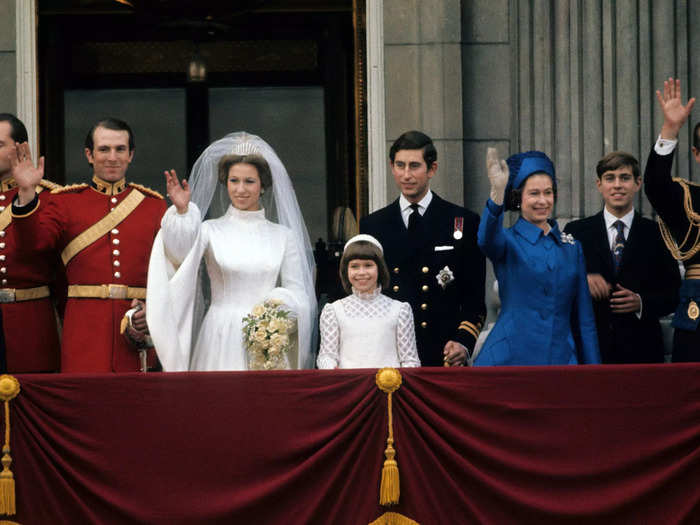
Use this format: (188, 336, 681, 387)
(383, 0, 465, 206)
(509, 0, 700, 222)
(461, 0, 511, 213)
(0, 0, 16, 114)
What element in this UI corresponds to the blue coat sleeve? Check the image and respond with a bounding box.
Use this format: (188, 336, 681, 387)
(478, 199, 507, 262)
(571, 242, 601, 364)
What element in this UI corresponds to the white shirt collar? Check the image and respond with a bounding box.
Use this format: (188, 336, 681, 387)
(399, 189, 433, 214)
(603, 207, 634, 232)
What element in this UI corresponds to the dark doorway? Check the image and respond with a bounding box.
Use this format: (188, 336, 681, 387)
(37, 0, 365, 250)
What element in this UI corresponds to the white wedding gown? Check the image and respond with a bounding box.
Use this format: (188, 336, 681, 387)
(147, 203, 312, 371)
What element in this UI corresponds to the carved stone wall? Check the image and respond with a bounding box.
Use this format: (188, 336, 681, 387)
(0, 0, 16, 113)
(502, 0, 699, 222)
(382, 1, 700, 221)
(4, 0, 700, 223)
(383, 0, 465, 206)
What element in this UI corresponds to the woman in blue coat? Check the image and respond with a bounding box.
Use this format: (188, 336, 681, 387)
(474, 148, 600, 366)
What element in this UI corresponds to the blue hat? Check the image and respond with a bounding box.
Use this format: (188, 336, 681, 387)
(505, 151, 556, 197)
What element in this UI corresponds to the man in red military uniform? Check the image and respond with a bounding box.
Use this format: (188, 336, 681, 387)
(0, 113, 62, 372)
(12, 117, 166, 372)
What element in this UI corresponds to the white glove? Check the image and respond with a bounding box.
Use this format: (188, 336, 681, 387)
(486, 147, 509, 206)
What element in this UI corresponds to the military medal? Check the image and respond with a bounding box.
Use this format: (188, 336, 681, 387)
(453, 217, 463, 240)
(688, 300, 699, 321)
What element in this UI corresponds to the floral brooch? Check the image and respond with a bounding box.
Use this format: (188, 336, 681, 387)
(436, 266, 455, 289)
(560, 232, 575, 245)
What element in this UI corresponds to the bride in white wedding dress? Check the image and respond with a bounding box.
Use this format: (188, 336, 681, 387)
(146, 133, 317, 371)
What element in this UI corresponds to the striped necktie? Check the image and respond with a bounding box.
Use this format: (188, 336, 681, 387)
(612, 220, 625, 273)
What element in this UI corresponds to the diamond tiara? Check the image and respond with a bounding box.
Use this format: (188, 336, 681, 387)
(230, 135, 261, 156)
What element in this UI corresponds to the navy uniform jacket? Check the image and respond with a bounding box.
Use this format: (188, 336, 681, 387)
(564, 212, 680, 363)
(360, 193, 486, 366)
(644, 147, 700, 361)
(474, 200, 600, 366)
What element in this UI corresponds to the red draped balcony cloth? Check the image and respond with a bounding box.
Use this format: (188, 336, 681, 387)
(5, 365, 700, 524)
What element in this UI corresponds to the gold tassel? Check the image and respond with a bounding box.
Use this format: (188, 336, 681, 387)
(369, 511, 420, 525)
(379, 392, 399, 505)
(0, 446, 14, 515)
(375, 368, 402, 506)
(0, 376, 20, 517)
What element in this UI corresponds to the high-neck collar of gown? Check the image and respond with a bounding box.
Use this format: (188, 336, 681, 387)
(225, 205, 266, 222)
(351, 286, 382, 300)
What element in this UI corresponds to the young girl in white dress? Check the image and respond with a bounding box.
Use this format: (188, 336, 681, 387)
(317, 234, 420, 368)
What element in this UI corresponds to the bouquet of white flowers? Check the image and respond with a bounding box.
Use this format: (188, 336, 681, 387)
(242, 299, 294, 370)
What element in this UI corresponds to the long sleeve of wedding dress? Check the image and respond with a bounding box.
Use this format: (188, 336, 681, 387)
(146, 203, 208, 371)
(160, 203, 204, 267)
(264, 228, 314, 369)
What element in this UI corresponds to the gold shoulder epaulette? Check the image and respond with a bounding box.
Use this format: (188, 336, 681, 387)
(672, 177, 700, 189)
(51, 183, 89, 194)
(129, 183, 164, 200)
(658, 177, 700, 260)
(39, 179, 62, 191)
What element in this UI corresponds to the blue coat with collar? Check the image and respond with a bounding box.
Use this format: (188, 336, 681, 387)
(474, 200, 600, 366)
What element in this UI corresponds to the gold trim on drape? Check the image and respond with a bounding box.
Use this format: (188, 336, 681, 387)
(0, 375, 20, 517)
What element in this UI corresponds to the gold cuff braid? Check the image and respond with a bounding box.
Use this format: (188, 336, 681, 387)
(684, 264, 700, 279)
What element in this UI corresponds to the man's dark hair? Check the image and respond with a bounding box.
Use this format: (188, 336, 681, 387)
(596, 151, 640, 180)
(0, 113, 28, 143)
(389, 130, 437, 167)
(693, 122, 700, 150)
(84, 117, 135, 151)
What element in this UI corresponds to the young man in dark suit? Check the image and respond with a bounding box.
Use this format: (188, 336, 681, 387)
(564, 151, 680, 363)
(360, 130, 486, 366)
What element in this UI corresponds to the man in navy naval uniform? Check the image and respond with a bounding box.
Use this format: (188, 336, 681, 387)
(644, 78, 700, 361)
(360, 131, 486, 366)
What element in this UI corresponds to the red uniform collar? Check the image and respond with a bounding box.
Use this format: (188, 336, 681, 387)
(0, 177, 17, 192)
(91, 175, 127, 195)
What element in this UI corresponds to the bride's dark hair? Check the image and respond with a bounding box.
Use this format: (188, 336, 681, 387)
(217, 154, 273, 189)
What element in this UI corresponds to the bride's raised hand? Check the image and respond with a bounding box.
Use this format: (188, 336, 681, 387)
(165, 169, 191, 214)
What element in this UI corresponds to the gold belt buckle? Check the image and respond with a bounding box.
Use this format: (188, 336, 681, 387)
(688, 300, 699, 321)
(0, 288, 15, 303)
(106, 284, 128, 300)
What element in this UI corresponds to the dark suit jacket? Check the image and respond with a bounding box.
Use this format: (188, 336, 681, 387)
(564, 211, 680, 363)
(360, 193, 486, 366)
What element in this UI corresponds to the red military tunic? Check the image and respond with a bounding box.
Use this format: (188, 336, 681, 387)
(0, 177, 62, 372)
(13, 176, 166, 372)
